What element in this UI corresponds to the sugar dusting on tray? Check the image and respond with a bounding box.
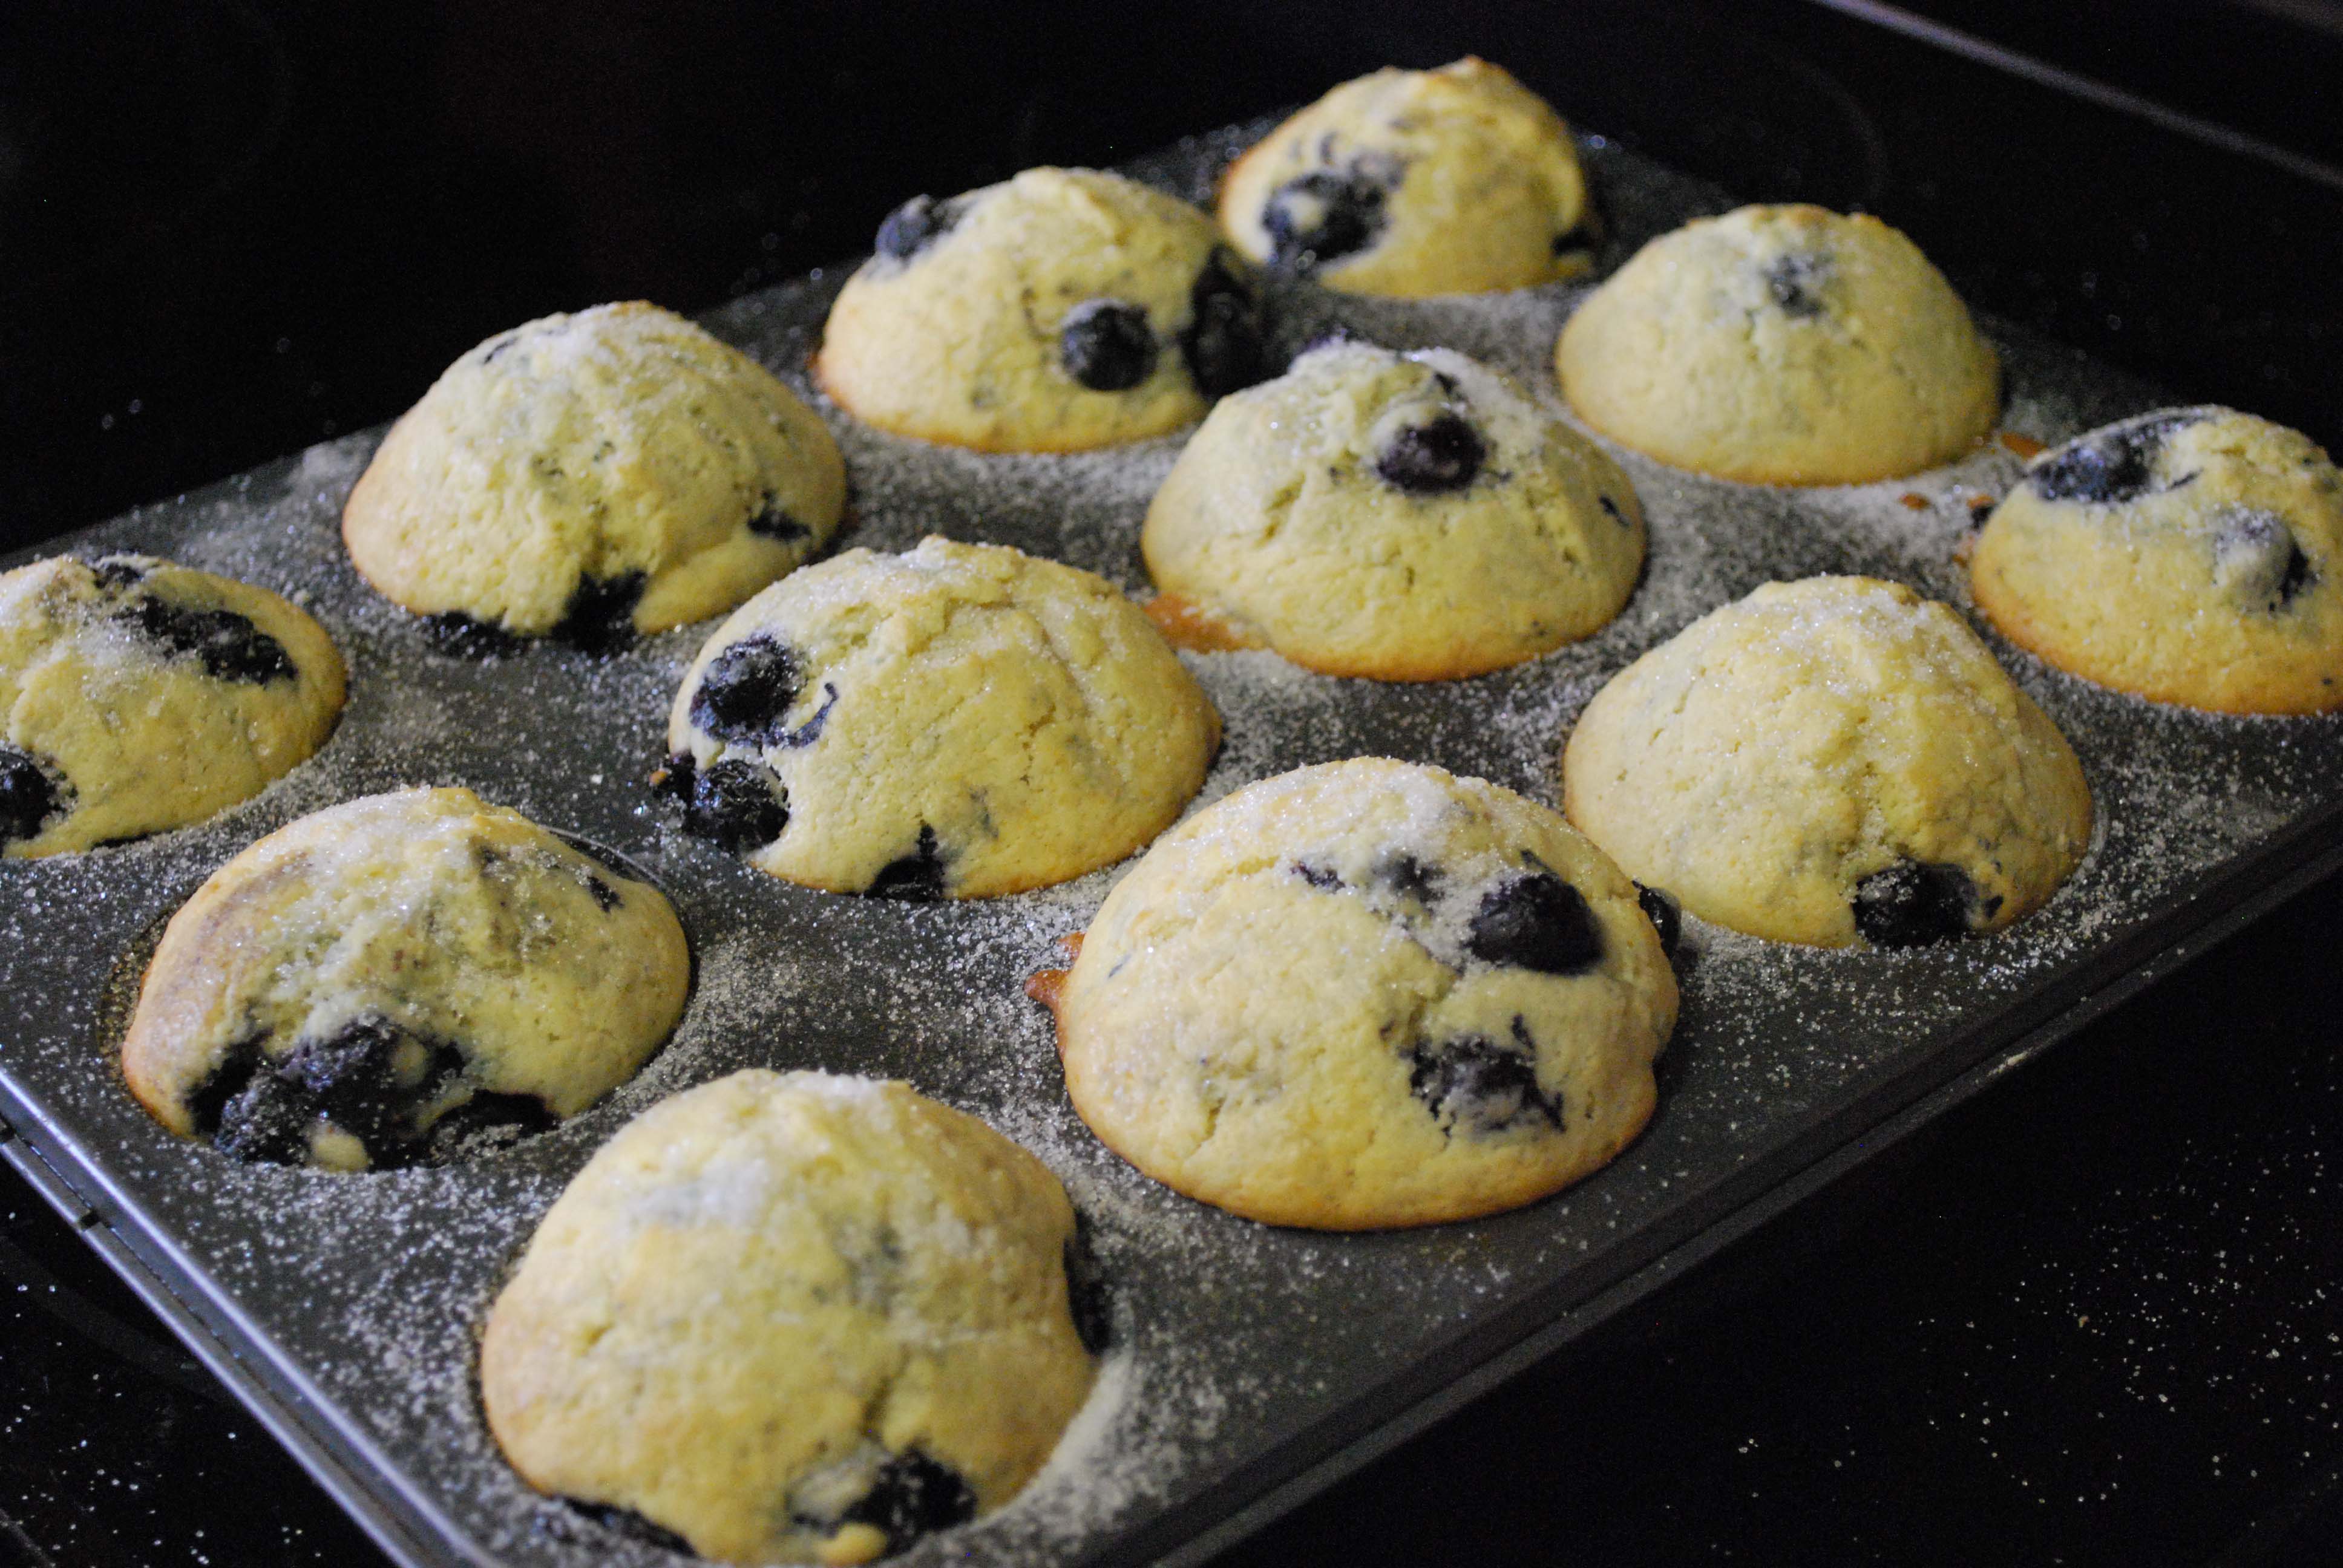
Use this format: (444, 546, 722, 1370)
(1, 117, 2337, 1568)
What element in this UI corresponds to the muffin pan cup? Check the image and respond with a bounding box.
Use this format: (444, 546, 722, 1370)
(5, 123, 2343, 1568)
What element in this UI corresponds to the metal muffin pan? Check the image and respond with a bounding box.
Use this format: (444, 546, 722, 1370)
(5, 122, 2343, 1568)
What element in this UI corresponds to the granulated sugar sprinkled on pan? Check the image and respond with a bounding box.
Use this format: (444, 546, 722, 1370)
(2, 121, 2339, 1567)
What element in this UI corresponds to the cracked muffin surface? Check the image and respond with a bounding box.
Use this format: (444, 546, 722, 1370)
(816, 166, 1265, 452)
(481, 1069, 1097, 1567)
(1971, 406, 2343, 714)
(1041, 758, 1675, 1230)
(659, 537, 1219, 898)
(1142, 339, 1644, 679)
(1219, 57, 1593, 297)
(0, 553, 344, 856)
(1562, 577, 2092, 949)
(1555, 204, 1999, 485)
(342, 301, 845, 650)
(121, 786, 689, 1170)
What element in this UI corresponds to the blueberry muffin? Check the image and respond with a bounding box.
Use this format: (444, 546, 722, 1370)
(1562, 577, 2092, 949)
(814, 167, 1265, 452)
(1142, 339, 1644, 679)
(1556, 205, 2000, 485)
(0, 554, 344, 857)
(1038, 759, 1676, 1230)
(659, 538, 1218, 898)
(481, 1069, 1098, 1567)
(1219, 57, 1594, 297)
(122, 788, 690, 1171)
(343, 302, 845, 652)
(1970, 407, 2343, 714)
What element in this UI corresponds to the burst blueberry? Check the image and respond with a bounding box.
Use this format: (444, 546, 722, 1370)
(2213, 509, 2316, 611)
(748, 493, 811, 543)
(690, 635, 807, 746)
(421, 611, 523, 659)
(2028, 410, 2211, 506)
(1465, 871, 1603, 975)
(0, 743, 68, 846)
(1375, 410, 1484, 494)
(1852, 859, 1985, 948)
(833, 1451, 977, 1555)
(874, 194, 958, 262)
(115, 594, 295, 683)
(212, 1069, 312, 1165)
(201, 1014, 513, 1169)
(1178, 250, 1266, 397)
(658, 752, 789, 852)
(275, 1016, 467, 1168)
(550, 571, 646, 653)
(1406, 1017, 1565, 1135)
(1761, 251, 1832, 318)
(1633, 881, 1682, 958)
(1262, 166, 1391, 275)
(866, 824, 947, 901)
(1371, 851, 1443, 903)
(1059, 299, 1158, 391)
(187, 1035, 269, 1143)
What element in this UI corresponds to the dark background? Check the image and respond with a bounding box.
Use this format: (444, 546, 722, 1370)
(5, 0, 2342, 549)
(4, 1, 2342, 1564)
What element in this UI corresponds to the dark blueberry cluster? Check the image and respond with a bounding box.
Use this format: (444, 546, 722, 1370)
(1058, 299, 1159, 391)
(657, 752, 788, 852)
(689, 635, 835, 749)
(1464, 871, 1604, 975)
(1292, 851, 1448, 901)
(0, 743, 69, 848)
(796, 1451, 977, 1558)
(559, 1500, 693, 1555)
(1262, 161, 1397, 275)
(419, 572, 647, 658)
(1407, 1016, 1566, 1136)
(1851, 859, 1990, 949)
(549, 571, 647, 654)
(866, 825, 948, 901)
(2214, 509, 2316, 612)
(2027, 409, 2211, 505)
(113, 592, 295, 684)
(1291, 851, 1604, 975)
(873, 193, 960, 262)
(748, 492, 812, 543)
(421, 611, 525, 659)
(1178, 250, 1267, 398)
(1760, 250, 1833, 318)
(1374, 408, 1486, 494)
(190, 1017, 554, 1169)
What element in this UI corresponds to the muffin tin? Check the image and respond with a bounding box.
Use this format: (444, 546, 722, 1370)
(5, 121, 2343, 1568)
